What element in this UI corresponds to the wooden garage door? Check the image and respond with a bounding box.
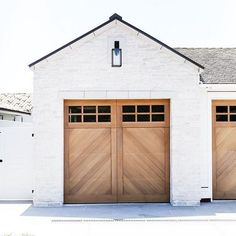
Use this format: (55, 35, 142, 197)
(64, 99, 170, 203)
(117, 100, 170, 202)
(64, 100, 117, 203)
(213, 100, 236, 199)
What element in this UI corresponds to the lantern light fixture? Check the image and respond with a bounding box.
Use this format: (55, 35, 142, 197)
(112, 41, 122, 67)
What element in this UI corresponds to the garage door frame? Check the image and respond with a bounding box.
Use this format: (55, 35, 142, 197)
(64, 99, 170, 203)
(212, 100, 236, 199)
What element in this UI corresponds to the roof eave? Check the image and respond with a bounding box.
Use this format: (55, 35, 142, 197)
(28, 18, 113, 67)
(29, 14, 204, 69)
(0, 107, 31, 115)
(119, 18, 204, 69)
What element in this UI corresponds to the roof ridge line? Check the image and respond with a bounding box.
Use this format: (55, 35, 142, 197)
(29, 14, 204, 69)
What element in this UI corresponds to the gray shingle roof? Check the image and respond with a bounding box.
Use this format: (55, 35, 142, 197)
(0, 93, 32, 114)
(175, 48, 236, 84)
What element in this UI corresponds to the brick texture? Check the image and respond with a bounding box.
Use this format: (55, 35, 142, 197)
(32, 21, 205, 206)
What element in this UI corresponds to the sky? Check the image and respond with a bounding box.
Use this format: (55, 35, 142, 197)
(0, 0, 235, 92)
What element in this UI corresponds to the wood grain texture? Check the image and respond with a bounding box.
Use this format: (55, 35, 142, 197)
(213, 100, 236, 199)
(214, 127, 236, 199)
(118, 127, 169, 202)
(64, 99, 170, 203)
(64, 128, 116, 203)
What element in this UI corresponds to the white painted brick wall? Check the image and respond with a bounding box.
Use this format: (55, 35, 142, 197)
(32, 20, 208, 206)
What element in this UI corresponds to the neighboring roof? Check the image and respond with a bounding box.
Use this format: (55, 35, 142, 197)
(0, 93, 32, 114)
(176, 48, 236, 84)
(29, 14, 204, 69)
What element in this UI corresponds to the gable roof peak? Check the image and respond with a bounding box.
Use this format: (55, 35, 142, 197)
(29, 14, 204, 69)
(109, 13, 122, 21)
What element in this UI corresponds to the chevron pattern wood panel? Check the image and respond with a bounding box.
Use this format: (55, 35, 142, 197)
(214, 127, 236, 199)
(118, 127, 169, 202)
(64, 99, 170, 203)
(64, 128, 117, 203)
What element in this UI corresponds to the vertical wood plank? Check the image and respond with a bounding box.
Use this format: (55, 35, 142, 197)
(165, 127, 170, 200)
(116, 100, 123, 198)
(64, 128, 69, 203)
(111, 101, 117, 200)
(212, 101, 216, 199)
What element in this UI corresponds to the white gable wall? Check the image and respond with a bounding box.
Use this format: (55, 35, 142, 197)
(32, 21, 209, 206)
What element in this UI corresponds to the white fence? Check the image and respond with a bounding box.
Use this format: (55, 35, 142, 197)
(0, 120, 33, 200)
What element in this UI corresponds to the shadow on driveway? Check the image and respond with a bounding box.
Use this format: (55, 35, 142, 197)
(20, 201, 236, 220)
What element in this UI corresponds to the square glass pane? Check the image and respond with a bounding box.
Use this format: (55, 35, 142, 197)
(69, 106, 81, 113)
(122, 106, 135, 113)
(123, 115, 135, 122)
(69, 115, 81, 122)
(152, 105, 164, 113)
(112, 49, 122, 67)
(98, 106, 111, 113)
(230, 106, 236, 113)
(83, 115, 96, 122)
(137, 114, 150, 122)
(98, 115, 111, 122)
(216, 115, 228, 122)
(137, 105, 150, 113)
(83, 106, 96, 113)
(216, 106, 228, 113)
(152, 114, 165, 122)
(230, 115, 236, 122)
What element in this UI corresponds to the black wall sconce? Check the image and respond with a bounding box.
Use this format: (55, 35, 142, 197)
(112, 41, 122, 67)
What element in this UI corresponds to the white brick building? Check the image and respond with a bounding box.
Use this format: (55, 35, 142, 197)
(29, 14, 236, 206)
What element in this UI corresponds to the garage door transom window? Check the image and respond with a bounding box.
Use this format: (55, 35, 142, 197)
(68, 105, 111, 123)
(215, 105, 236, 122)
(122, 105, 165, 122)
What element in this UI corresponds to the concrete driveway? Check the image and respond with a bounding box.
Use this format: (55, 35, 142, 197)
(1, 201, 236, 236)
